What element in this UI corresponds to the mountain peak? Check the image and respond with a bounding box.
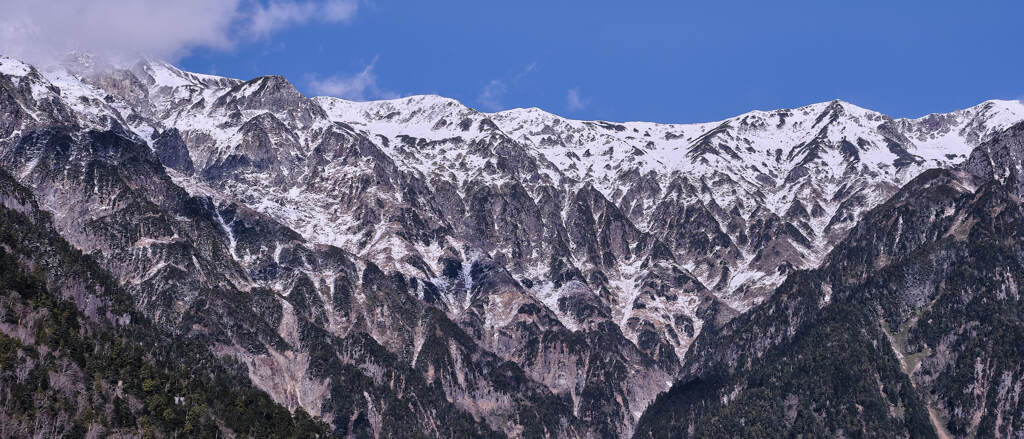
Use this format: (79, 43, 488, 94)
(210, 74, 308, 113)
(0, 55, 34, 77)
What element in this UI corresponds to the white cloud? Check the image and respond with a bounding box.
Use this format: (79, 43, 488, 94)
(307, 56, 397, 100)
(567, 87, 588, 111)
(476, 61, 538, 111)
(0, 0, 358, 65)
(245, 0, 357, 39)
(477, 79, 508, 111)
(321, 0, 360, 21)
(514, 61, 538, 81)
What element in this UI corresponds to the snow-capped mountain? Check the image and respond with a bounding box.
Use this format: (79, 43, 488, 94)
(635, 118, 1024, 439)
(2, 53, 1022, 438)
(95, 55, 1022, 352)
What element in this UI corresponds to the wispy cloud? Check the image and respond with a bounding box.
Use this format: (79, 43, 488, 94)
(567, 87, 588, 111)
(476, 61, 538, 111)
(477, 79, 508, 111)
(0, 0, 358, 65)
(514, 61, 538, 82)
(245, 0, 357, 39)
(307, 56, 397, 100)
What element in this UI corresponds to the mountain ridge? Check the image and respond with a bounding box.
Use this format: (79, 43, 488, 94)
(2, 52, 1023, 438)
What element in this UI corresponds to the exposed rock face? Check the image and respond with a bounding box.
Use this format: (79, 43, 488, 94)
(152, 127, 194, 174)
(634, 122, 1024, 438)
(2, 53, 1024, 437)
(0, 169, 333, 438)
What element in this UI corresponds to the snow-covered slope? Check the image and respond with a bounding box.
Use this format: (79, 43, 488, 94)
(3, 53, 1023, 437)
(316, 91, 1024, 306)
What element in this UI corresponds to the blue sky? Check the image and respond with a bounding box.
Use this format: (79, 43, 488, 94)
(13, 1, 1020, 124)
